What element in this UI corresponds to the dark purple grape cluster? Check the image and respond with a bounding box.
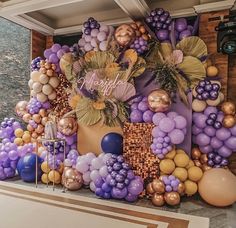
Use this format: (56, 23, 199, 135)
(43, 140, 65, 155)
(83, 17, 100, 35)
(207, 151, 228, 168)
(31, 57, 42, 71)
(145, 8, 172, 31)
(130, 37, 148, 54)
(195, 80, 220, 101)
(205, 113, 222, 129)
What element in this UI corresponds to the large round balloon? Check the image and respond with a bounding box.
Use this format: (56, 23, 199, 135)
(101, 133, 123, 155)
(57, 117, 78, 136)
(198, 168, 236, 207)
(17, 153, 43, 182)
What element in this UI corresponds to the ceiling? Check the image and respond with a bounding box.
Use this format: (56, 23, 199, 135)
(0, 0, 235, 35)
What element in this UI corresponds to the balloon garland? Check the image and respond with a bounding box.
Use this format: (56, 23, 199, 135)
(0, 8, 236, 208)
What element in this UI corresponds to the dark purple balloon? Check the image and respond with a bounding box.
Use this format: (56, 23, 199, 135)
(150, 10, 157, 17)
(206, 118, 214, 126)
(111, 187, 128, 199)
(156, 8, 164, 15)
(152, 22, 157, 28)
(156, 22, 163, 29)
(199, 80, 206, 87)
(146, 16, 153, 23)
(109, 178, 117, 187)
(116, 182, 125, 189)
(113, 162, 122, 171)
(208, 159, 214, 167)
(179, 29, 191, 40)
(209, 113, 217, 120)
(115, 174, 125, 183)
(160, 15, 167, 22)
(202, 91, 210, 100)
(208, 152, 215, 159)
(156, 29, 169, 41)
(220, 158, 228, 166)
(119, 169, 127, 176)
(196, 86, 204, 94)
(175, 18, 187, 32)
(196, 94, 203, 100)
(210, 91, 218, 100)
(153, 15, 159, 22)
(205, 84, 212, 91)
(212, 83, 220, 91)
(214, 121, 222, 129)
(101, 182, 112, 193)
(94, 177, 104, 188)
(95, 188, 104, 197)
(214, 155, 222, 164)
(111, 171, 117, 178)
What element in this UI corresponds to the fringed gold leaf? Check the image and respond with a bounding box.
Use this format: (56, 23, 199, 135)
(130, 57, 146, 78)
(69, 95, 81, 109)
(160, 42, 173, 60)
(105, 62, 120, 76)
(177, 56, 206, 88)
(176, 36, 207, 59)
(123, 49, 138, 65)
(65, 64, 76, 82)
(76, 98, 101, 126)
(84, 51, 96, 62)
(93, 101, 106, 110)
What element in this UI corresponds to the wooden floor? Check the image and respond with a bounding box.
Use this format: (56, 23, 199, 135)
(0, 181, 209, 228)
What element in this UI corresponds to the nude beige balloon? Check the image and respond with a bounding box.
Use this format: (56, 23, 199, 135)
(198, 168, 236, 207)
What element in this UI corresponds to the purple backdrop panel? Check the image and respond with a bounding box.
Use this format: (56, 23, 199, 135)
(134, 70, 192, 155)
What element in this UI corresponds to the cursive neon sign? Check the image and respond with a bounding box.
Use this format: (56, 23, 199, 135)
(77, 73, 126, 96)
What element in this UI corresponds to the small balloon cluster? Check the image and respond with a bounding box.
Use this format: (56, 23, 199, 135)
(29, 63, 60, 103)
(0, 118, 21, 142)
(0, 139, 19, 180)
(74, 153, 143, 201)
(191, 147, 228, 171)
(146, 175, 184, 206)
(130, 96, 154, 123)
(13, 128, 31, 146)
(173, 18, 194, 41)
(44, 43, 70, 72)
(192, 80, 224, 113)
(192, 106, 236, 157)
(27, 97, 51, 115)
(151, 112, 187, 159)
(17, 143, 35, 158)
(65, 149, 79, 168)
(31, 56, 43, 71)
(130, 37, 148, 55)
(145, 8, 172, 42)
(129, 21, 150, 42)
(79, 19, 114, 52)
(159, 148, 203, 196)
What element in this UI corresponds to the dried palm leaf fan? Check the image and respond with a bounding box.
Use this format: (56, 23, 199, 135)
(176, 36, 208, 60)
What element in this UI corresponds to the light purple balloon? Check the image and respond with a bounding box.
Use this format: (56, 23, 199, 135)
(138, 101, 149, 112)
(57, 49, 65, 59)
(49, 53, 59, 64)
(210, 137, 223, 149)
(44, 49, 53, 59)
(204, 126, 216, 137)
(131, 103, 138, 110)
(89, 181, 96, 191)
(204, 106, 218, 116)
(199, 145, 212, 154)
(0, 152, 8, 161)
(127, 179, 143, 195)
(51, 43, 61, 53)
(194, 114, 207, 129)
(90, 170, 100, 181)
(62, 45, 70, 52)
(76, 161, 89, 173)
(216, 128, 231, 141)
(195, 133, 210, 146)
(174, 116, 187, 129)
(159, 117, 175, 133)
(152, 112, 166, 125)
(168, 129, 185, 144)
(143, 110, 154, 123)
(218, 146, 232, 158)
(225, 137, 236, 150)
(216, 111, 224, 122)
(152, 127, 166, 137)
(192, 125, 203, 135)
(130, 110, 143, 123)
(99, 165, 108, 177)
(8, 150, 18, 161)
(230, 125, 236, 136)
(167, 111, 178, 119)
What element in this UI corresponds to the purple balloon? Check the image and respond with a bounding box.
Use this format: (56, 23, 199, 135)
(152, 113, 166, 125)
(179, 29, 191, 40)
(174, 116, 187, 129)
(57, 49, 65, 59)
(8, 150, 18, 161)
(199, 145, 212, 154)
(143, 110, 154, 123)
(203, 126, 216, 137)
(175, 18, 187, 32)
(218, 146, 232, 158)
(194, 114, 207, 129)
(167, 112, 178, 119)
(0, 152, 8, 161)
(225, 137, 236, 150)
(125, 193, 138, 202)
(131, 103, 138, 110)
(127, 179, 143, 195)
(192, 125, 203, 135)
(51, 43, 61, 53)
(216, 128, 231, 141)
(44, 49, 52, 59)
(137, 101, 148, 112)
(204, 107, 218, 116)
(210, 137, 223, 149)
(195, 133, 210, 146)
(49, 53, 59, 64)
(156, 29, 169, 41)
(130, 110, 143, 123)
(230, 125, 236, 136)
(168, 129, 185, 144)
(152, 127, 166, 138)
(111, 187, 128, 199)
(159, 118, 175, 133)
